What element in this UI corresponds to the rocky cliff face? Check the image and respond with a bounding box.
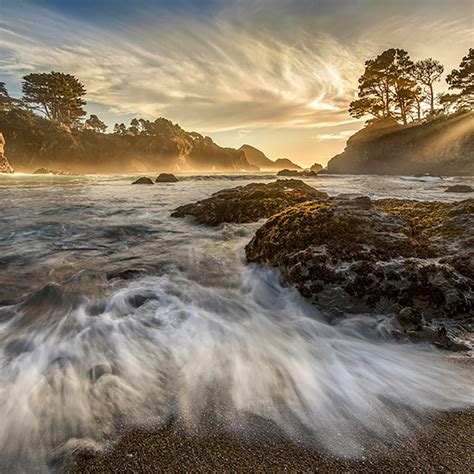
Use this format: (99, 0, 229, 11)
(0, 111, 255, 174)
(327, 112, 474, 176)
(0, 132, 14, 173)
(239, 144, 302, 171)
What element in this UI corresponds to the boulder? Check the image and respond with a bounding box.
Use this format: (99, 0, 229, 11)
(33, 168, 74, 176)
(156, 173, 178, 183)
(131, 177, 154, 185)
(445, 185, 473, 193)
(310, 163, 323, 173)
(246, 196, 473, 319)
(171, 179, 328, 226)
(0, 132, 14, 174)
(277, 169, 299, 177)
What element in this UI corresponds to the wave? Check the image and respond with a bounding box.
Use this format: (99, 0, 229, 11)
(0, 262, 472, 470)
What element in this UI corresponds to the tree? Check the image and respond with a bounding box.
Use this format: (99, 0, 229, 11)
(128, 117, 140, 135)
(84, 114, 107, 133)
(349, 49, 419, 124)
(22, 71, 86, 126)
(0, 82, 17, 112)
(113, 123, 127, 135)
(412, 59, 444, 115)
(444, 48, 474, 110)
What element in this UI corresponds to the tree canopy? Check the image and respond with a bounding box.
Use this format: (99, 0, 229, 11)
(84, 114, 107, 133)
(350, 48, 473, 124)
(22, 71, 86, 126)
(444, 48, 474, 110)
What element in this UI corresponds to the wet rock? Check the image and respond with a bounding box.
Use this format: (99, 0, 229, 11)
(131, 177, 154, 185)
(246, 196, 474, 318)
(277, 169, 299, 177)
(155, 173, 178, 183)
(0, 132, 14, 174)
(277, 169, 318, 177)
(88, 363, 114, 382)
(33, 168, 74, 176)
(396, 307, 424, 332)
(445, 185, 473, 193)
(48, 438, 104, 470)
(171, 179, 328, 226)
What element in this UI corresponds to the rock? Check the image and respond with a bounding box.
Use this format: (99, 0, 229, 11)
(310, 163, 323, 173)
(0, 132, 14, 174)
(246, 196, 474, 318)
(277, 169, 318, 177)
(155, 173, 178, 183)
(131, 177, 154, 185)
(277, 169, 299, 177)
(445, 185, 473, 193)
(326, 112, 474, 176)
(33, 168, 74, 176)
(396, 307, 424, 332)
(48, 438, 104, 470)
(171, 179, 328, 226)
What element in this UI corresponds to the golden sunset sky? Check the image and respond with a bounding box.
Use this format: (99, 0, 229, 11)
(1, 0, 472, 166)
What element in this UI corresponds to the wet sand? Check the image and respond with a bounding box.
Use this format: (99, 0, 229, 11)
(75, 408, 473, 473)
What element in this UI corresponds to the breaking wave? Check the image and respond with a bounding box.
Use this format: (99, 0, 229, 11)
(0, 261, 472, 470)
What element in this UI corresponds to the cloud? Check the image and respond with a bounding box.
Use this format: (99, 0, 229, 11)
(0, 0, 472, 165)
(314, 130, 358, 141)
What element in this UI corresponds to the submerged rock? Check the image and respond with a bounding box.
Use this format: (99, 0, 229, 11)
(445, 185, 473, 193)
(171, 179, 328, 226)
(131, 177, 154, 185)
(155, 173, 178, 183)
(0, 132, 14, 174)
(246, 196, 474, 319)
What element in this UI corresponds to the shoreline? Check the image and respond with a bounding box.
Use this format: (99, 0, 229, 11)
(75, 408, 473, 473)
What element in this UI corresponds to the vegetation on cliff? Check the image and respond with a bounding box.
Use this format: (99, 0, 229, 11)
(0, 75, 255, 173)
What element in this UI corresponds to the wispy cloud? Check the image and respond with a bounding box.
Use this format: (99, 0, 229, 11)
(0, 0, 472, 165)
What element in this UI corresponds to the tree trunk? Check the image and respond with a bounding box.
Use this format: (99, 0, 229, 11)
(429, 84, 434, 114)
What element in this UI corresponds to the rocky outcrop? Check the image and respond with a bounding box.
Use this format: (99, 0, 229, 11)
(0, 111, 256, 174)
(310, 163, 323, 173)
(239, 144, 302, 171)
(445, 185, 473, 193)
(131, 177, 154, 185)
(326, 112, 474, 176)
(33, 168, 75, 176)
(246, 196, 473, 319)
(171, 179, 328, 226)
(277, 169, 318, 177)
(0, 132, 14, 174)
(155, 173, 178, 183)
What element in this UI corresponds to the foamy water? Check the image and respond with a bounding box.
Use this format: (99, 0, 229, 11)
(0, 173, 473, 471)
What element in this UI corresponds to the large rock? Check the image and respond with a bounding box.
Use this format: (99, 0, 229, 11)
(239, 145, 302, 171)
(131, 177, 154, 185)
(155, 173, 178, 183)
(246, 196, 474, 318)
(326, 112, 474, 176)
(33, 168, 74, 176)
(0, 132, 14, 174)
(171, 179, 328, 226)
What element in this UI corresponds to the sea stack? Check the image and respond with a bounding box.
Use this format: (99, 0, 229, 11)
(0, 133, 14, 174)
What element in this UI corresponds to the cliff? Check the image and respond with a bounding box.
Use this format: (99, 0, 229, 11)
(239, 144, 302, 171)
(0, 132, 14, 173)
(326, 112, 474, 176)
(0, 110, 255, 174)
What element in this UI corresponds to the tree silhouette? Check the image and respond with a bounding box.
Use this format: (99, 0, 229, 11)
(84, 114, 107, 133)
(22, 71, 86, 126)
(349, 49, 419, 124)
(443, 48, 474, 110)
(412, 59, 444, 115)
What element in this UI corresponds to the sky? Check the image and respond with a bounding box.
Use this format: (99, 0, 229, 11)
(0, 0, 472, 167)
